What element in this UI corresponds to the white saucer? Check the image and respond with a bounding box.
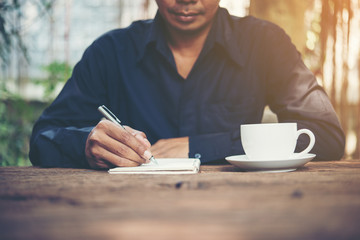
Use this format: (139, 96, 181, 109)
(225, 153, 316, 172)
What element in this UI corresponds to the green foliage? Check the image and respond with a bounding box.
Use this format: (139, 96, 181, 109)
(0, 1, 61, 166)
(34, 61, 72, 100)
(0, 60, 71, 166)
(0, 88, 47, 166)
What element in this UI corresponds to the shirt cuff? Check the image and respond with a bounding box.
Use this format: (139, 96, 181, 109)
(189, 130, 244, 163)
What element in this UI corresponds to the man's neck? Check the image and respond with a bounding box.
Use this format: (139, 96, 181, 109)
(166, 22, 213, 57)
(165, 21, 214, 79)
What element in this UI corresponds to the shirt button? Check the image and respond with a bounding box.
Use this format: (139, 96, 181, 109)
(194, 153, 201, 159)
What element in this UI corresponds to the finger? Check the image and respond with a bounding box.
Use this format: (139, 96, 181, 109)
(90, 146, 141, 168)
(134, 133, 151, 148)
(89, 159, 112, 169)
(123, 126, 151, 147)
(124, 126, 147, 138)
(103, 136, 147, 164)
(103, 122, 153, 161)
(95, 127, 147, 165)
(87, 120, 147, 164)
(98, 147, 141, 167)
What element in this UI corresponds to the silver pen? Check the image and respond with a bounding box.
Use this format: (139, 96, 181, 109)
(97, 105, 158, 165)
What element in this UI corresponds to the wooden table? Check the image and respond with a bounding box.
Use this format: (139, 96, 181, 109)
(1, 160, 360, 240)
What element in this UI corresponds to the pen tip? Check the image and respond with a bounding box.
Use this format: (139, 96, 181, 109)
(151, 156, 158, 165)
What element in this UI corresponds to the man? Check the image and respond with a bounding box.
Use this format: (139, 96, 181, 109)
(29, 0, 345, 169)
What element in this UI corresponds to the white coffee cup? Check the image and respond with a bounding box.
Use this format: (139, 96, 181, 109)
(241, 123, 315, 160)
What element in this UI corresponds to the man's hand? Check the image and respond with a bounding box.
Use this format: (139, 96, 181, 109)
(151, 137, 189, 158)
(85, 120, 152, 169)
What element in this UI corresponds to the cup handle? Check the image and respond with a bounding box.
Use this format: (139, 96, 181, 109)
(296, 129, 316, 156)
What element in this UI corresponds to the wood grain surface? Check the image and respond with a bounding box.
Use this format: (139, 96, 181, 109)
(1, 160, 360, 240)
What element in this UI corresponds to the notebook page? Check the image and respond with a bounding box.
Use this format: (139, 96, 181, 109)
(108, 158, 201, 174)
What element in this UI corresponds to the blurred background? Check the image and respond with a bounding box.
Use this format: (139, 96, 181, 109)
(0, 0, 359, 166)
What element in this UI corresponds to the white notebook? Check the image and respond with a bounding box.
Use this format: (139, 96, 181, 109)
(108, 158, 201, 174)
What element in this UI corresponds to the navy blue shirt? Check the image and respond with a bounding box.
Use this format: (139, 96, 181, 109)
(29, 8, 345, 168)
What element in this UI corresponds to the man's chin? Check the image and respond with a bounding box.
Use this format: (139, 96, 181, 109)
(169, 21, 212, 36)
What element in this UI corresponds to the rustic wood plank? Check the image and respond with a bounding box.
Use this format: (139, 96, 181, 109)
(1, 160, 360, 240)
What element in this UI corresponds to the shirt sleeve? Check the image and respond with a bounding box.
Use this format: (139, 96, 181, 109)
(29, 40, 109, 168)
(29, 126, 93, 168)
(188, 22, 345, 163)
(264, 25, 345, 161)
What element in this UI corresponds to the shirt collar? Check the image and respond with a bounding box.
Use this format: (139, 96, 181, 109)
(146, 11, 166, 45)
(138, 8, 245, 68)
(209, 8, 244, 67)
(137, 11, 172, 63)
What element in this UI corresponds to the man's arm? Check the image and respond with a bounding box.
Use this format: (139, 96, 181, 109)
(29, 38, 151, 168)
(264, 24, 345, 160)
(29, 125, 93, 168)
(150, 22, 345, 163)
(267, 60, 345, 160)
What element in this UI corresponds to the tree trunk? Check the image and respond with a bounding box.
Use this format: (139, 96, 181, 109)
(356, 55, 360, 159)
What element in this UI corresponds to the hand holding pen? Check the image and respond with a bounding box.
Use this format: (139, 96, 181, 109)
(84, 105, 157, 169)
